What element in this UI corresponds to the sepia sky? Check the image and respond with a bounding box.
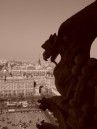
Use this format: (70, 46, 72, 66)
(0, 0, 96, 62)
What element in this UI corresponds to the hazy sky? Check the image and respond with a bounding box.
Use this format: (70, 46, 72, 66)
(0, 0, 96, 61)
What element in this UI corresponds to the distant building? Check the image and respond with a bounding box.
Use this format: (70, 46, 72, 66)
(0, 78, 34, 99)
(0, 59, 60, 99)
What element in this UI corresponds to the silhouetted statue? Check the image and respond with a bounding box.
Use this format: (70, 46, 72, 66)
(37, 1, 97, 129)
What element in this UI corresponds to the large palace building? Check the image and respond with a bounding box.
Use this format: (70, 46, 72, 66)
(0, 60, 60, 99)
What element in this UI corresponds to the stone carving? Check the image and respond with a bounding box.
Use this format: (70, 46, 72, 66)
(36, 1, 97, 129)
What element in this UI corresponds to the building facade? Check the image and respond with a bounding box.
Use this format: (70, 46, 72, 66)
(0, 78, 34, 99)
(0, 60, 60, 99)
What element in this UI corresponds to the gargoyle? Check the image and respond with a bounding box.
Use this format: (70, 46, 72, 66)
(41, 33, 60, 65)
(37, 1, 97, 129)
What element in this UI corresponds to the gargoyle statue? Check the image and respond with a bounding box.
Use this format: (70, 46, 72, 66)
(37, 1, 97, 129)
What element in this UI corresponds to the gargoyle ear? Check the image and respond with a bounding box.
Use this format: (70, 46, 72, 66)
(53, 33, 56, 36)
(49, 34, 52, 38)
(49, 33, 55, 40)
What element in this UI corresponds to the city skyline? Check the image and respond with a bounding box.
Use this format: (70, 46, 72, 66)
(0, 0, 96, 61)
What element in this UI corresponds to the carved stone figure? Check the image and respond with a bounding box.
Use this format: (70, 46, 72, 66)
(37, 1, 97, 129)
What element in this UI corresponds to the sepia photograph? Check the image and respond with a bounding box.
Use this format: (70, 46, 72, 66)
(0, 0, 97, 129)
